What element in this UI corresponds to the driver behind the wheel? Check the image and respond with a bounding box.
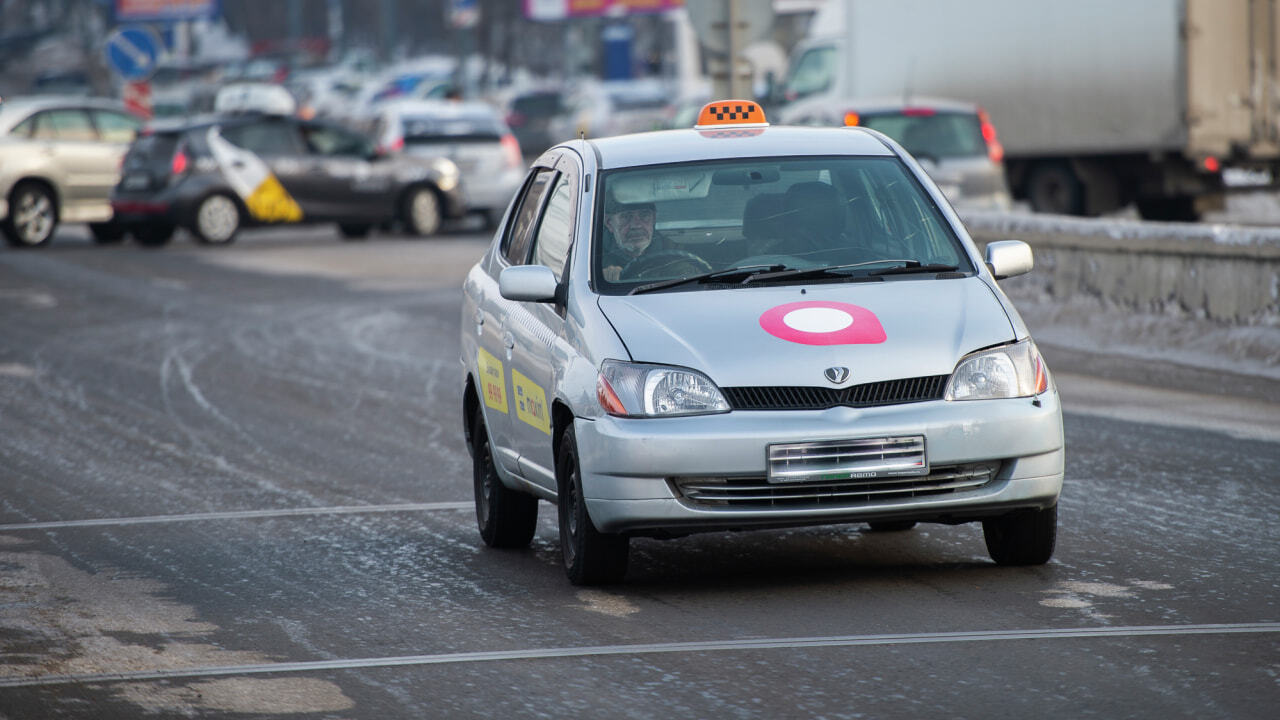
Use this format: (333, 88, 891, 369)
(601, 198, 669, 282)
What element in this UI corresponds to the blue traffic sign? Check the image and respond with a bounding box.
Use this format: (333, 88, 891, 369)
(105, 26, 162, 81)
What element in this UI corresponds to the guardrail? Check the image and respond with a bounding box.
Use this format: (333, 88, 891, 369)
(963, 212, 1280, 325)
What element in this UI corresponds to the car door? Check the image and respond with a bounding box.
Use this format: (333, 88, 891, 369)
(503, 155, 580, 488)
(218, 118, 310, 220)
(479, 164, 557, 478)
(297, 122, 393, 221)
(30, 109, 113, 218)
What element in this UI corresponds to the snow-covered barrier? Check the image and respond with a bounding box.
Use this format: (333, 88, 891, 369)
(963, 212, 1280, 326)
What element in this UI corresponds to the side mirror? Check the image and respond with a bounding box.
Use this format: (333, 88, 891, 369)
(499, 265, 559, 303)
(985, 240, 1033, 280)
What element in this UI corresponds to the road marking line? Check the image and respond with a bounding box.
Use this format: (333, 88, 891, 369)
(1, 623, 1275, 688)
(0, 502, 471, 531)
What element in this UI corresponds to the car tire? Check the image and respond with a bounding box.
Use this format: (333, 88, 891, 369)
(89, 222, 127, 244)
(557, 423, 629, 585)
(983, 505, 1057, 566)
(867, 520, 917, 532)
(472, 412, 538, 549)
(402, 186, 442, 237)
(338, 223, 372, 240)
(132, 223, 176, 247)
(2, 181, 58, 247)
(191, 193, 241, 245)
(1025, 162, 1084, 216)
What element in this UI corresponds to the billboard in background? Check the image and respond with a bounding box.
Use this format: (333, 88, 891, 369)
(115, 0, 218, 23)
(525, 0, 684, 21)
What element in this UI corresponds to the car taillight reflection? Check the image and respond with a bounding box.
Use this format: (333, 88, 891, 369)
(978, 108, 1004, 164)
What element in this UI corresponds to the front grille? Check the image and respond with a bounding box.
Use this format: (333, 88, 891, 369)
(672, 463, 998, 509)
(722, 375, 948, 411)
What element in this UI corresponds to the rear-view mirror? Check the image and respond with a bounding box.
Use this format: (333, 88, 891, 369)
(499, 265, 559, 303)
(985, 240, 1033, 280)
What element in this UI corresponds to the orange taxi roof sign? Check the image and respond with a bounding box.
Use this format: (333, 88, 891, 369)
(695, 100, 768, 129)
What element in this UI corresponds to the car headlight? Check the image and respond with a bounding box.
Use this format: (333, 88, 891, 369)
(596, 360, 730, 418)
(432, 158, 459, 191)
(945, 339, 1048, 401)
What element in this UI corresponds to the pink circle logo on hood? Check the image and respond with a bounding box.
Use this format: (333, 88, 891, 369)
(759, 301, 886, 346)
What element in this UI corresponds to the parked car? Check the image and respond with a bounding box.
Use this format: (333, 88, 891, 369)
(461, 100, 1062, 585)
(504, 88, 567, 159)
(0, 96, 143, 246)
(780, 97, 1012, 211)
(371, 99, 524, 227)
(110, 110, 465, 245)
(547, 78, 673, 143)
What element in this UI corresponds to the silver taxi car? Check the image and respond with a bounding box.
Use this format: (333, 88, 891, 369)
(461, 101, 1063, 585)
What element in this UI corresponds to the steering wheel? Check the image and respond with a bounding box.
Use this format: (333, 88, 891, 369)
(622, 250, 713, 280)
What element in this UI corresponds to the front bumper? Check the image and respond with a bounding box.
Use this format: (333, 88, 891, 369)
(575, 391, 1064, 534)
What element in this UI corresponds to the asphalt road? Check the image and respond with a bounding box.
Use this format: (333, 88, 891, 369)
(1, 226, 1277, 719)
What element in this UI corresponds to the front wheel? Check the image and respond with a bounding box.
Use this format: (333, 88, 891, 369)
(983, 505, 1057, 566)
(2, 182, 57, 247)
(191, 193, 241, 245)
(558, 424, 629, 585)
(402, 186, 442, 237)
(472, 413, 538, 548)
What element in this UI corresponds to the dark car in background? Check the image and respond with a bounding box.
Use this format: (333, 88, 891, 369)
(503, 88, 566, 159)
(111, 110, 466, 245)
(781, 97, 1012, 211)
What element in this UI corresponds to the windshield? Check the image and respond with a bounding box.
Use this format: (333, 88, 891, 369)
(860, 112, 988, 160)
(783, 45, 836, 101)
(593, 156, 973, 294)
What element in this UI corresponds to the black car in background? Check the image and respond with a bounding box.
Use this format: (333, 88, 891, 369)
(111, 111, 466, 245)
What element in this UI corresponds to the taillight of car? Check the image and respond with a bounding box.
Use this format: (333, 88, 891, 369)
(978, 108, 1004, 164)
(378, 135, 404, 155)
(171, 147, 188, 175)
(501, 133, 522, 169)
(506, 111, 525, 127)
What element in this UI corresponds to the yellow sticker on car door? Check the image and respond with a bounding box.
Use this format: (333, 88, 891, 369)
(477, 347, 508, 413)
(512, 370, 551, 435)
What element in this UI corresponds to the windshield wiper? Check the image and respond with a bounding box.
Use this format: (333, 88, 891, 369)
(628, 264, 788, 295)
(867, 261, 961, 276)
(743, 258, 921, 284)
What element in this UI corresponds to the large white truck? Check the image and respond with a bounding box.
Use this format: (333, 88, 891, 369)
(776, 0, 1280, 220)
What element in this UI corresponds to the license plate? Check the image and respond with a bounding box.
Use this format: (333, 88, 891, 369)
(122, 173, 150, 190)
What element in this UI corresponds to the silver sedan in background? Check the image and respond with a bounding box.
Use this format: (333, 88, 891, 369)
(461, 101, 1062, 585)
(370, 99, 526, 227)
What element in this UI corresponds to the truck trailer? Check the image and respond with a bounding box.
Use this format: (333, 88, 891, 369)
(777, 0, 1280, 220)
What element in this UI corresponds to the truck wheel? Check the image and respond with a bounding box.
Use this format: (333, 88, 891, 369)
(983, 505, 1057, 566)
(402, 186, 442, 237)
(89, 222, 127, 244)
(1026, 163, 1083, 215)
(1135, 196, 1200, 222)
(133, 223, 176, 247)
(191, 193, 241, 245)
(557, 424, 629, 585)
(2, 181, 57, 247)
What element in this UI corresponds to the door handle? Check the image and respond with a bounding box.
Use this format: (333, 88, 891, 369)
(502, 332, 515, 350)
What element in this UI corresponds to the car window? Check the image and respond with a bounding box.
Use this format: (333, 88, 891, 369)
(10, 114, 37, 138)
(92, 110, 141, 143)
(221, 120, 305, 155)
(783, 45, 836, 101)
(860, 112, 987, 159)
(400, 114, 503, 144)
(31, 109, 97, 141)
(594, 155, 971, 293)
(530, 174, 574, 280)
(301, 123, 372, 156)
(502, 169, 555, 265)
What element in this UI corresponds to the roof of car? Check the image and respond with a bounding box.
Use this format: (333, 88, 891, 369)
(584, 125, 895, 169)
(0, 95, 129, 117)
(378, 99, 499, 119)
(833, 96, 982, 114)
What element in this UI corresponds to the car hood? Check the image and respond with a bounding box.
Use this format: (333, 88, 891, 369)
(596, 278, 1016, 388)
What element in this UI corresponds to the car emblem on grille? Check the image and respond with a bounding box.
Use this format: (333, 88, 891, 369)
(824, 367, 850, 384)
